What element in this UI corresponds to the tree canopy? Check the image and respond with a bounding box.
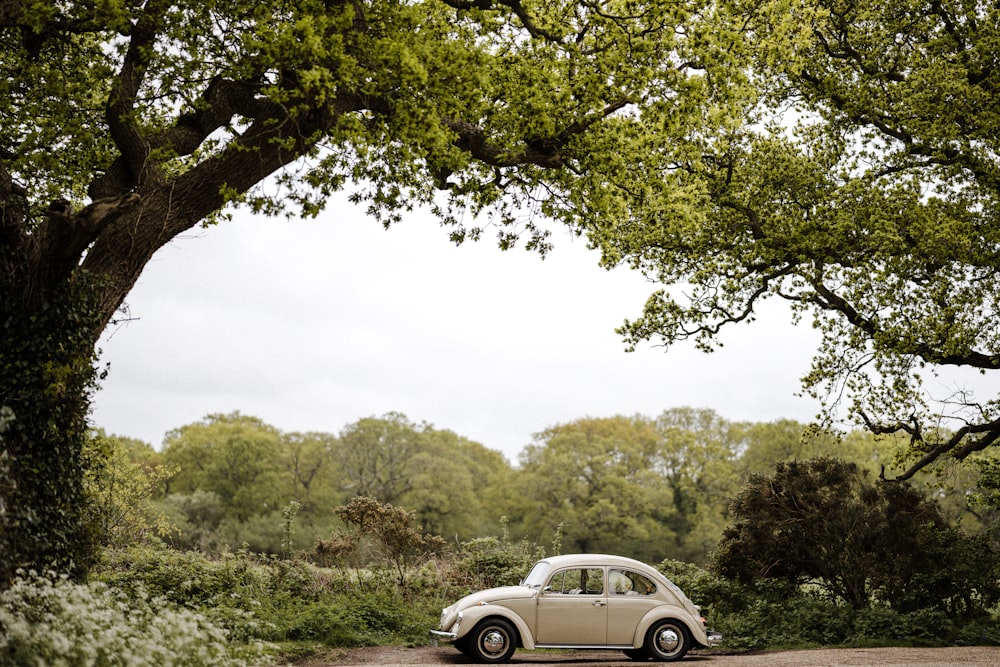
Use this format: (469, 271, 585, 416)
(0, 0, 719, 581)
(595, 0, 1000, 479)
(2, 0, 998, 583)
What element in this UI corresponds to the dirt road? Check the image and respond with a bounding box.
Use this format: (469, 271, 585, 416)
(299, 645, 999, 666)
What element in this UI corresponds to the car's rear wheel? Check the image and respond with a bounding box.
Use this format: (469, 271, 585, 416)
(643, 619, 690, 662)
(468, 618, 517, 663)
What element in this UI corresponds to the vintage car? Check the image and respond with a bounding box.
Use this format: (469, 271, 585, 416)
(430, 553, 722, 663)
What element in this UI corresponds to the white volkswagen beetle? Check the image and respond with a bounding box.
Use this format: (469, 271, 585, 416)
(431, 553, 722, 663)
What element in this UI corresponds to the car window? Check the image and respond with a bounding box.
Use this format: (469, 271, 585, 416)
(522, 560, 551, 588)
(609, 569, 656, 596)
(546, 568, 604, 595)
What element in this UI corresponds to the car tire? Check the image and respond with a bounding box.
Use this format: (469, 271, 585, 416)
(643, 619, 690, 662)
(623, 648, 649, 661)
(454, 636, 473, 657)
(468, 618, 517, 663)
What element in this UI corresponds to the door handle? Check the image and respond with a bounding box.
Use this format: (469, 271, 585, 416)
(593, 600, 606, 606)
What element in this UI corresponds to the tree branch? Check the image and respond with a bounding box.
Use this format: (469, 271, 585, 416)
(888, 419, 1000, 481)
(442, 0, 565, 42)
(808, 270, 1000, 370)
(102, 0, 170, 194)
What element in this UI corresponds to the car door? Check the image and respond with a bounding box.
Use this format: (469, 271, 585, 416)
(606, 568, 661, 645)
(535, 567, 607, 645)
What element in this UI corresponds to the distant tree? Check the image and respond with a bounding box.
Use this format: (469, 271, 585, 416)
(163, 413, 284, 521)
(334, 413, 422, 505)
(514, 416, 672, 560)
(156, 489, 226, 552)
(969, 454, 1000, 536)
(736, 421, 899, 477)
(280, 431, 342, 518)
(402, 428, 502, 539)
(652, 408, 743, 562)
(714, 458, 999, 613)
(335, 414, 510, 539)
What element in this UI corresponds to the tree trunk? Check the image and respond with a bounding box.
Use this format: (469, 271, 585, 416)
(0, 183, 205, 585)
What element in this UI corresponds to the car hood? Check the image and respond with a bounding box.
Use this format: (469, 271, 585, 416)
(455, 585, 536, 609)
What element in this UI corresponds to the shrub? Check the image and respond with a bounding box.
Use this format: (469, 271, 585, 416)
(450, 535, 542, 590)
(0, 571, 273, 666)
(714, 458, 999, 615)
(94, 545, 444, 649)
(656, 558, 756, 618)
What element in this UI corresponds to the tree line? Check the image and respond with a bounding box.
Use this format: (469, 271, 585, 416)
(94, 408, 1000, 566)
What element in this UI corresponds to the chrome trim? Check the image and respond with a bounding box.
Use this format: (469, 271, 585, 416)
(707, 631, 723, 646)
(429, 629, 457, 643)
(481, 629, 507, 656)
(655, 627, 680, 653)
(535, 644, 634, 650)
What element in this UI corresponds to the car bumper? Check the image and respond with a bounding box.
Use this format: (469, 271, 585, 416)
(429, 629, 457, 644)
(707, 631, 723, 646)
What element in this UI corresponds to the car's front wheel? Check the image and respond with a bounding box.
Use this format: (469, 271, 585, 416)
(643, 619, 690, 662)
(454, 635, 472, 657)
(468, 618, 517, 663)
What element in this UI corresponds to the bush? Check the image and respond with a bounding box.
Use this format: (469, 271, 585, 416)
(95, 545, 444, 650)
(654, 559, 1000, 651)
(0, 571, 273, 666)
(656, 558, 757, 619)
(451, 535, 542, 590)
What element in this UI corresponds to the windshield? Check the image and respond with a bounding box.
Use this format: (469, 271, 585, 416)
(520, 560, 551, 588)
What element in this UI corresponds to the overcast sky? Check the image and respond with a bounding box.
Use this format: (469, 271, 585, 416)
(91, 193, 824, 463)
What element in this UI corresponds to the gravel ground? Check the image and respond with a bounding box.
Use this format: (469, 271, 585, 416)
(293, 645, 1000, 666)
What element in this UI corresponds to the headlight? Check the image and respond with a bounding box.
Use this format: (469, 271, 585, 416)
(439, 606, 461, 631)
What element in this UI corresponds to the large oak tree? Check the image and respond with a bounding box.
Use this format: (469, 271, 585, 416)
(0, 0, 720, 582)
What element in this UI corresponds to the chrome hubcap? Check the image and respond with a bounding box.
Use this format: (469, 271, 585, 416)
(656, 627, 679, 653)
(482, 629, 506, 655)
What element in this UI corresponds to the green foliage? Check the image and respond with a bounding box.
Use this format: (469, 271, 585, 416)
(3, 0, 998, 586)
(0, 278, 105, 585)
(84, 531, 1000, 662)
(714, 458, 1000, 614)
(599, 0, 1000, 476)
(656, 558, 754, 621)
(972, 455, 1000, 516)
(4, 0, 722, 581)
(94, 544, 446, 651)
(164, 414, 286, 523)
(335, 413, 422, 505)
(449, 519, 545, 591)
(155, 412, 506, 555)
(82, 430, 175, 548)
(146, 409, 997, 571)
(656, 560, 1000, 650)
(513, 415, 672, 559)
(510, 410, 748, 564)
(334, 413, 507, 539)
(330, 496, 446, 587)
(0, 570, 273, 666)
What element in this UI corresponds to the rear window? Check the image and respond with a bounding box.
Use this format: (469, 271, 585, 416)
(609, 569, 657, 596)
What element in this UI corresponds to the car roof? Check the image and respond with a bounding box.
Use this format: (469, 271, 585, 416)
(539, 553, 656, 571)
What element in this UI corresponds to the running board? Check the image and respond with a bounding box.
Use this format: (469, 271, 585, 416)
(534, 644, 634, 650)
